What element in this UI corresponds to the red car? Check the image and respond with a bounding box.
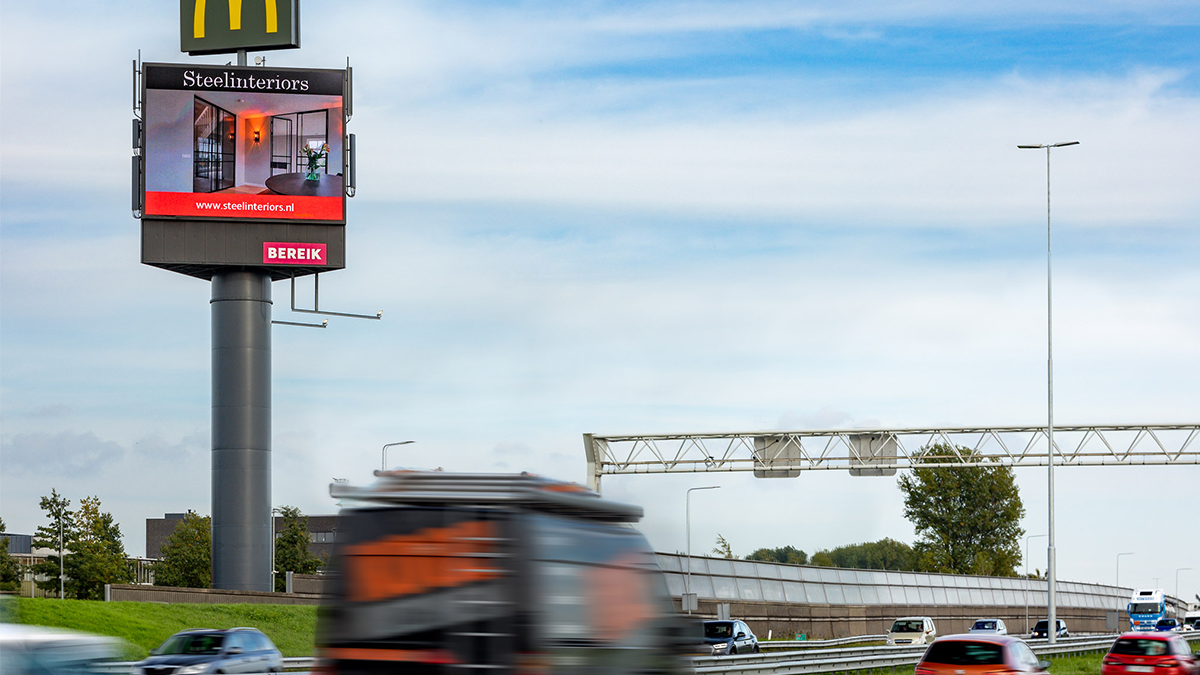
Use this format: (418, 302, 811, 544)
(915, 635, 1049, 675)
(1101, 633, 1200, 675)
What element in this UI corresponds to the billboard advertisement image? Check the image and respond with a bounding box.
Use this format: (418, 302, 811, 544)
(142, 63, 346, 224)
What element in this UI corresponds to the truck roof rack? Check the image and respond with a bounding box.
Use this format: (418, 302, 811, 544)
(329, 471, 643, 523)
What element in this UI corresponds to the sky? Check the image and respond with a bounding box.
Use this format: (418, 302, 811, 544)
(1, 1, 1197, 602)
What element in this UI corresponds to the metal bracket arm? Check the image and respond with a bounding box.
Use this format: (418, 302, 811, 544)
(289, 274, 382, 321)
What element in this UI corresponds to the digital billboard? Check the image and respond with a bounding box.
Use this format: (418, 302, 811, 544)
(142, 62, 345, 225)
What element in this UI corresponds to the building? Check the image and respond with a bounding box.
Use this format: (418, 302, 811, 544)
(145, 513, 338, 562)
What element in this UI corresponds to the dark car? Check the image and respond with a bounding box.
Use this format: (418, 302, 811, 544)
(136, 627, 283, 674)
(700, 620, 759, 656)
(1101, 633, 1200, 675)
(1030, 620, 1069, 639)
(1156, 619, 1181, 632)
(915, 635, 1050, 675)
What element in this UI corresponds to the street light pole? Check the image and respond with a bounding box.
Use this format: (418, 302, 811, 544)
(1025, 533, 1047, 634)
(1018, 139, 1079, 645)
(685, 485, 720, 615)
(58, 516, 64, 600)
(1177, 568, 1193, 599)
(1116, 552, 1134, 589)
(270, 506, 283, 592)
(381, 440, 415, 471)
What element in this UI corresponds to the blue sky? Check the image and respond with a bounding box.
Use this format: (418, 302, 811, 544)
(2, 1, 1198, 600)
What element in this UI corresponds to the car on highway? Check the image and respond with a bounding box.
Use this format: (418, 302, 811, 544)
(700, 620, 760, 656)
(1030, 619, 1069, 639)
(1101, 633, 1200, 675)
(915, 634, 1050, 675)
(136, 627, 284, 674)
(0, 624, 123, 675)
(1156, 619, 1182, 632)
(969, 619, 1008, 635)
(888, 616, 937, 645)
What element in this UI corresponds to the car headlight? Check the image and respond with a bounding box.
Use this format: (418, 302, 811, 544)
(712, 643, 728, 651)
(176, 664, 213, 674)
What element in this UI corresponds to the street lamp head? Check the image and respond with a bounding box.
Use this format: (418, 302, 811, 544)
(1018, 142, 1079, 149)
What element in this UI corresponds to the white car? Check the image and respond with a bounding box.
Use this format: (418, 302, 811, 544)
(968, 619, 1008, 635)
(887, 616, 936, 645)
(0, 624, 122, 675)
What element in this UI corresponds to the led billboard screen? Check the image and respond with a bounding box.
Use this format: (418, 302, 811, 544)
(142, 63, 345, 224)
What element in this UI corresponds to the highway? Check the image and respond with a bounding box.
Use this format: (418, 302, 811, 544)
(103, 631, 1200, 674)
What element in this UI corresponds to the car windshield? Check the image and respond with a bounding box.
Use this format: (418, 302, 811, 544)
(1131, 603, 1160, 614)
(1112, 638, 1170, 656)
(922, 641, 1005, 665)
(973, 621, 997, 630)
(1155, 620, 1175, 627)
(1033, 621, 1048, 631)
(153, 634, 225, 655)
(704, 622, 734, 639)
(891, 620, 924, 633)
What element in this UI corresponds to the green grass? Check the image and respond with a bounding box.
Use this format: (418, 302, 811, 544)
(11, 598, 317, 660)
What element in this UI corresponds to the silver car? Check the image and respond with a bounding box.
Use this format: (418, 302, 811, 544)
(969, 619, 1008, 635)
(136, 627, 284, 674)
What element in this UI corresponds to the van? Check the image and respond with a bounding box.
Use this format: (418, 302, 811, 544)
(887, 616, 936, 645)
(315, 471, 692, 674)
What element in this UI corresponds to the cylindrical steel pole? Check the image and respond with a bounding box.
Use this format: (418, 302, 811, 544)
(211, 270, 272, 591)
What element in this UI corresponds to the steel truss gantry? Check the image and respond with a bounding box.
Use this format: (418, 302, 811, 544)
(583, 424, 1200, 493)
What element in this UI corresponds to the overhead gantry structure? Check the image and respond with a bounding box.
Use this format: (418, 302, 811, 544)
(582, 424, 1200, 493)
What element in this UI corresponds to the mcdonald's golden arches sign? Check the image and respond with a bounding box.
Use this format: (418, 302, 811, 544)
(180, 0, 299, 55)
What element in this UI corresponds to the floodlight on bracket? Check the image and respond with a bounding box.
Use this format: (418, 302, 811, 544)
(286, 273, 382, 321)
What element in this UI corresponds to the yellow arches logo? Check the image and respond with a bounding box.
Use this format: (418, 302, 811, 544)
(193, 0, 278, 39)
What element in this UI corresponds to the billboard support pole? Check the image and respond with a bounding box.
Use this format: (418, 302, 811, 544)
(211, 269, 272, 591)
(237, 49, 247, 67)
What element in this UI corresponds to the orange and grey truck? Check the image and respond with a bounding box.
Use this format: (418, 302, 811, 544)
(315, 471, 694, 674)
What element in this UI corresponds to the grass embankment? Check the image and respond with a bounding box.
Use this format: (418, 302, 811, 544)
(12, 598, 317, 660)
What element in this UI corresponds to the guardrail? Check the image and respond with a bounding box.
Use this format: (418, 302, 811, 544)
(696, 633, 1200, 675)
(103, 655, 315, 673)
(761, 635, 888, 650)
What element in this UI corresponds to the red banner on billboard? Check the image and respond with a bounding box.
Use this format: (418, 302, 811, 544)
(145, 191, 342, 221)
(263, 242, 327, 265)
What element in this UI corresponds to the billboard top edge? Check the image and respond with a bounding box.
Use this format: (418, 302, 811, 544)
(143, 61, 346, 76)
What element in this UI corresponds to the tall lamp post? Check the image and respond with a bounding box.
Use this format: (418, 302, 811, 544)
(1116, 552, 1135, 589)
(58, 516, 64, 600)
(270, 506, 283, 592)
(381, 440, 415, 471)
(1177, 568, 1193, 599)
(1025, 533, 1047, 634)
(685, 485, 720, 615)
(1018, 139, 1079, 645)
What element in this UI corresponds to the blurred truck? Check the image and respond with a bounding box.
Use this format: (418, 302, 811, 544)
(315, 471, 693, 674)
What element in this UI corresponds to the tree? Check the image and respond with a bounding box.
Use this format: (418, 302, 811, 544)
(745, 546, 808, 565)
(273, 506, 321, 591)
(58, 496, 133, 599)
(0, 517, 22, 592)
(810, 551, 834, 566)
(31, 489, 74, 596)
(897, 443, 1025, 576)
(818, 538, 918, 571)
(155, 511, 211, 588)
(711, 534, 734, 559)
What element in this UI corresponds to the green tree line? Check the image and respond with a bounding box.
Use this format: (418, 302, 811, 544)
(12, 490, 324, 598)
